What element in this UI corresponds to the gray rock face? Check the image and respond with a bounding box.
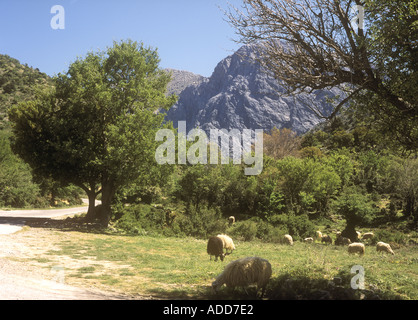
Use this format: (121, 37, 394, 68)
(165, 44, 338, 135)
(165, 68, 207, 96)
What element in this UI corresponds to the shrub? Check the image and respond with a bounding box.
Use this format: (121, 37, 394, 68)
(373, 229, 409, 245)
(229, 220, 258, 241)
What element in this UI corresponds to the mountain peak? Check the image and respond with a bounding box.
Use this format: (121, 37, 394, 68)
(165, 44, 338, 134)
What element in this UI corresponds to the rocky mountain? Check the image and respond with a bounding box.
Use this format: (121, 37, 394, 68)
(165, 44, 339, 135)
(165, 68, 207, 96)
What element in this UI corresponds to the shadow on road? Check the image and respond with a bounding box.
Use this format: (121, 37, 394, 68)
(0, 215, 109, 235)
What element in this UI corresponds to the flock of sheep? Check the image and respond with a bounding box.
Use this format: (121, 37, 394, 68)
(308, 230, 396, 256)
(206, 216, 396, 297)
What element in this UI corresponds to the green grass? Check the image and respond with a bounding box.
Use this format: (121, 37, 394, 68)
(41, 231, 418, 300)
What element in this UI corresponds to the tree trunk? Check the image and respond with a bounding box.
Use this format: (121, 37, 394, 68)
(84, 189, 98, 222)
(341, 223, 359, 243)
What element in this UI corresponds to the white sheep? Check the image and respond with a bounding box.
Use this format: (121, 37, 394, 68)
(283, 234, 293, 245)
(228, 216, 235, 226)
(304, 237, 314, 243)
(217, 234, 236, 254)
(348, 242, 365, 256)
(376, 241, 395, 255)
(212, 256, 272, 297)
(316, 230, 322, 240)
(362, 232, 374, 240)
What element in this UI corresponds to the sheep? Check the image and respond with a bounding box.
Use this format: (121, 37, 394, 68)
(348, 242, 365, 256)
(212, 256, 272, 297)
(356, 231, 362, 239)
(321, 234, 332, 244)
(283, 234, 293, 245)
(228, 216, 235, 226)
(217, 234, 236, 254)
(207, 236, 226, 262)
(335, 235, 352, 246)
(316, 230, 322, 240)
(376, 241, 395, 255)
(304, 237, 314, 243)
(362, 232, 374, 240)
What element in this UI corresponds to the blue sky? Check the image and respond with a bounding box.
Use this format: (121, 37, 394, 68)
(0, 0, 243, 77)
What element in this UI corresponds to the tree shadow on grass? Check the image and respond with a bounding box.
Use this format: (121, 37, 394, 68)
(265, 271, 403, 300)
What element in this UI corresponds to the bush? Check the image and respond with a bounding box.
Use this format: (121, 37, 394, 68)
(373, 229, 409, 245)
(268, 213, 316, 240)
(229, 220, 258, 241)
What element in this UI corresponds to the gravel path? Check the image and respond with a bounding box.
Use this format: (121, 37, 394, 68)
(0, 202, 146, 300)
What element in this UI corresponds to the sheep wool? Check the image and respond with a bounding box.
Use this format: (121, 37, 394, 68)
(304, 237, 314, 243)
(217, 234, 236, 253)
(212, 257, 272, 297)
(362, 232, 374, 240)
(348, 242, 365, 256)
(207, 236, 225, 261)
(283, 234, 293, 245)
(376, 242, 395, 255)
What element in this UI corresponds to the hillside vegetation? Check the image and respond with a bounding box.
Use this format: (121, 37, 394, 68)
(0, 54, 51, 130)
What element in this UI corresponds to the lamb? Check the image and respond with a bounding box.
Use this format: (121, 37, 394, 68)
(316, 230, 322, 240)
(283, 234, 293, 245)
(228, 216, 235, 226)
(217, 234, 236, 254)
(362, 232, 374, 240)
(212, 256, 272, 297)
(321, 234, 332, 244)
(207, 236, 226, 261)
(304, 237, 314, 243)
(376, 241, 395, 255)
(348, 242, 365, 256)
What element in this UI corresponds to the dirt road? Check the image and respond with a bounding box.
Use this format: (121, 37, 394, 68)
(0, 202, 137, 300)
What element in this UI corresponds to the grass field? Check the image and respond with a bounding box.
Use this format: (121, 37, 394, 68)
(22, 228, 417, 300)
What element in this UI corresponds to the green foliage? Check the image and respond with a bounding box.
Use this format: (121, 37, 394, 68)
(229, 220, 258, 241)
(0, 54, 51, 130)
(332, 186, 379, 228)
(0, 132, 43, 207)
(8, 40, 177, 223)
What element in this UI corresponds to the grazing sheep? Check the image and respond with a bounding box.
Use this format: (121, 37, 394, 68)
(283, 234, 293, 245)
(217, 234, 236, 254)
(376, 242, 395, 255)
(348, 242, 365, 256)
(228, 216, 235, 226)
(207, 236, 226, 262)
(212, 257, 272, 297)
(362, 232, 374, 240)
(356, 231, 362, 239)
(316, 230, 322, 240)
(304, 237, 314, 243)
(321, 234, 332, 244)
(335, 235, 352, 246)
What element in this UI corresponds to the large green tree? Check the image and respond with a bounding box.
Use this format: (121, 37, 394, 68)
(9, 40, 177, 225)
